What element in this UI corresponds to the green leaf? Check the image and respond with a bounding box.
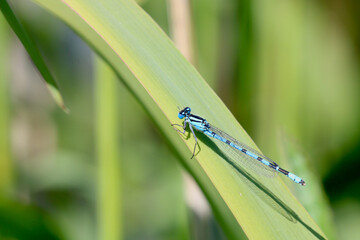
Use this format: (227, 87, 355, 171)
(0, 0, 68, 112)
(31, 0, 326, 239)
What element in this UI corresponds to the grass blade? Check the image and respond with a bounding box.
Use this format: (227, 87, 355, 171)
(0, 0, 67, 111)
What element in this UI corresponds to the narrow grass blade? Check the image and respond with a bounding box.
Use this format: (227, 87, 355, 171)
(0, 0, 68, 112)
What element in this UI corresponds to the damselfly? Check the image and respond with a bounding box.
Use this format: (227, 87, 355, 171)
(172, 107, 306, 186)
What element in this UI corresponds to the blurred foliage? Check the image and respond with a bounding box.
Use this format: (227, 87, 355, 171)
(0, 0, 359, 239)
(0, 11, 13, 194)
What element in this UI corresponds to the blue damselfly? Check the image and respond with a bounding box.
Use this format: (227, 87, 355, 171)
(172, 107, 306, 186)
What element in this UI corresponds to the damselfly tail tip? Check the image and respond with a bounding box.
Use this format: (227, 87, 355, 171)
(300, 180, 306, 186)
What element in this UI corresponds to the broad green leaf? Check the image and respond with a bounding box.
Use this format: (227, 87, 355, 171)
(31, 0, 326, 239)
(0, 0, 68, 111)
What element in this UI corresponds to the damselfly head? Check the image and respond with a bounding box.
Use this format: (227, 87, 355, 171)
(300, 180, 306, 186)
(178, 107, 191, 119)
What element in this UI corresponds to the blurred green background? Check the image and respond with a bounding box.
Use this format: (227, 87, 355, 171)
(0, 0, 359, 239)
